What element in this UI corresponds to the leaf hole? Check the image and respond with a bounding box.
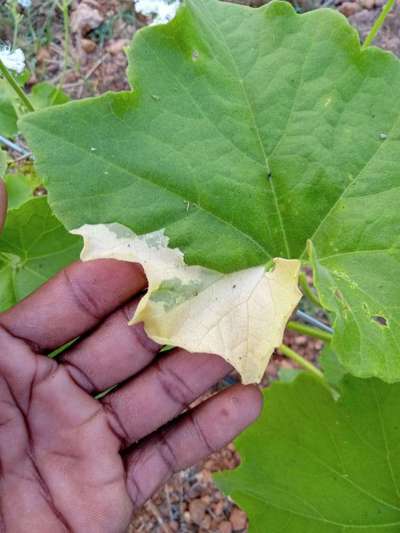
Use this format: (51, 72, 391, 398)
(192, 50, 199, 61)
(372, 315, 388, 327)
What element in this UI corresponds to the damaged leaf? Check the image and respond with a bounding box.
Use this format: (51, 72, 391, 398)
(20, 0, 400, 381)
(73, 223, 301, 384)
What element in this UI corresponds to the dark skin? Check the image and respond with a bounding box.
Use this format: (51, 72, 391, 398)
(0, 181, 262, 533)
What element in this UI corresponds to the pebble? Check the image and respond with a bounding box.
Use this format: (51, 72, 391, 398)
(107, 38, 130, 55)
(81, 38, 97, 53)
(200, 514, 212, 529)
(339, 1, 361, 16)
(219, 520, 233, 533)
(189, 499, 207, 525)
(359, 0, 375, 9)
(230, 508, 248, 531)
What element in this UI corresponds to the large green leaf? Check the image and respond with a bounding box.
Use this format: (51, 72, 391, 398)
(0, 197, 81, 312)
(20, 0, 400, 380)
(217, 374, 400, 532)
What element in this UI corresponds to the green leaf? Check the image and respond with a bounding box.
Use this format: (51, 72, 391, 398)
(217, 374, 400, 532)
(19, 0, 400, 380)
(4, 172, 41, 209)
(311, 242, 400, 382)
(0, 149, 7, 177)
(30, 82, 70, 109)
(0, 197, 81, 312)
(0, 83, 18, 137)
(320, 345, 347, 387)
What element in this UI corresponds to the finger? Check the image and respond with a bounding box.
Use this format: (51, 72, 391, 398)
(0, 259, 147, 352)
(62, 298, 161, 393)
(103, 349, 232, 447)
(125, 384, 263, 508)
(0, 178, 7, 231)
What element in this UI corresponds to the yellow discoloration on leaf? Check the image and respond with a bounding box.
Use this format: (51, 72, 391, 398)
(72, 223, 301, 384)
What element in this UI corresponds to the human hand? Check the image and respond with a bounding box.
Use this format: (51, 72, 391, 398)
(0, 183, 262, 533)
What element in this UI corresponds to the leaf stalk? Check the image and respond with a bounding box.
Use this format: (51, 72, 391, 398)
(287, 321, 332, 342)
(0, 58, 34, 113)
(299, 272, 321, 307)
(279, 343, 325, 382)
(362, 0, 396, 49)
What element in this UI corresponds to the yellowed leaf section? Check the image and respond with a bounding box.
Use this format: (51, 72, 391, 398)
(72, 224, 302, 384)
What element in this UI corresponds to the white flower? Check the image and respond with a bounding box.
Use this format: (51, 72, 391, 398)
(18, 0, 32, 8)
(135, 0, 180, 25)
(0, 46, 25, 74)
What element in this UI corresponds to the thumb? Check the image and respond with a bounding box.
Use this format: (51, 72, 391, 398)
(0, 179, 7, 232)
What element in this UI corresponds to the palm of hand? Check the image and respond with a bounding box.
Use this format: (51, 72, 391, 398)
(0, 182, 261, 533)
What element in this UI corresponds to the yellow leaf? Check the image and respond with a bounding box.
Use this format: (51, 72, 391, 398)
(72, 224, 302, 384)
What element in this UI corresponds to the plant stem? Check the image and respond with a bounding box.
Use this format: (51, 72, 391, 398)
(299, 272, 321, 307)
(58, 0, 72, 86)
(10, 1, 21, 49)
(279, 343, 325, 382)
(0, 59, 34, 112)
(287, 321, 332, 342)
(362, 0, 395, 49)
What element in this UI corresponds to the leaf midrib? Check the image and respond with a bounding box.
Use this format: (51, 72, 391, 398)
(191, 0, 291, 257)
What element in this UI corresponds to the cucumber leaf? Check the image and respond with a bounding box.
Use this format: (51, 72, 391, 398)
(0, 197, 81, 312)
(217, 374, 400, 532)
(0, 83, 18, 137)
(20, 0, 400, 381)
(0, 150, 7, 177)
(320, 345, 347, 387)
(4, 172, 41, 209)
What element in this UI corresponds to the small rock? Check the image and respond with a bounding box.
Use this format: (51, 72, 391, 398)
(200, 514, 212, 529)
(71, 2, 104, 35)
(219, 521, 233, 533)
(339, 1, 361, 16)
(202, 494, 211, 505)
(213, 500, 225, 516)
(359, 0, 375, 9)
(107, 38, 129, 55)
(81, 38, 97, 53)
(230, 508, 247, 531)
(189, 499, 207, 525)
